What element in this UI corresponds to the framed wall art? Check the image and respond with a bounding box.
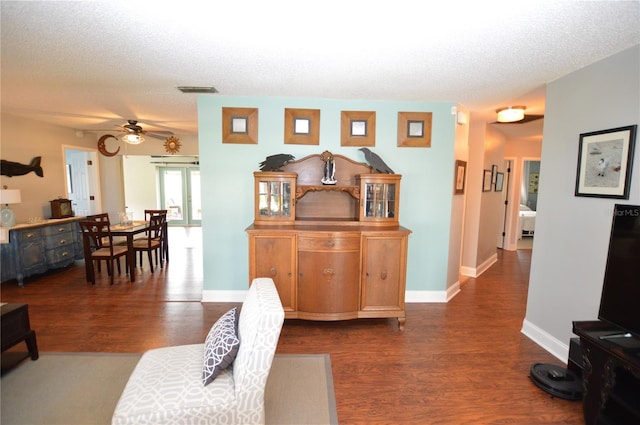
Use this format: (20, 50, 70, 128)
(495, 172, 504, 192)
(222, 107, 258, 144)
(454, 160, 467, 195)
(482, 169, 493, 192)
(574, 124, 637, 199)
(284, 108, 320, 145)
(397, 111, 432, 147)
(341, 110, 376, 147)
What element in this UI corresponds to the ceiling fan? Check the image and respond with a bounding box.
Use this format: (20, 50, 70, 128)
(92, 120, 174, 143)
(117, 120, 174, 143)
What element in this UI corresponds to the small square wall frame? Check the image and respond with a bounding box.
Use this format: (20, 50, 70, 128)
(341, 110, 376, 147)
(284, 108, 320, 145)
(397, 111, 432, 147)
(222, 107, 258, 144)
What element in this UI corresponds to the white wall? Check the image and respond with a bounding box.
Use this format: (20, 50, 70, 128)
(461, 119, 507, 276)
(1, 112, 200, 223)
(0, 114, 96, 220)
(523, 45, 640, 361)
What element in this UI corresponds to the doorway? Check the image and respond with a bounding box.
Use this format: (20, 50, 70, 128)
(517, 159, 540, 249)
(62, 145, 102, 216)
(122, 156, 200, 226)
(497, 159, 512, 249)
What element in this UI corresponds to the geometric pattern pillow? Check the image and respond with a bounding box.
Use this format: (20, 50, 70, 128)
(202, 307, 240, 386)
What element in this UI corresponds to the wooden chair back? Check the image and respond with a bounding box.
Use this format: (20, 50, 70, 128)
(86, 213, 111, 223)
(144, 209, 168, 221)
(79, 221, 115, 253)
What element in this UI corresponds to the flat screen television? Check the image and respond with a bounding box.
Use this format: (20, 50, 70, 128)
(597, 204, 640, 339)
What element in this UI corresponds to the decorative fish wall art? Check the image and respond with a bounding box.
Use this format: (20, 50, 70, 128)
(0, 156, 44, 177)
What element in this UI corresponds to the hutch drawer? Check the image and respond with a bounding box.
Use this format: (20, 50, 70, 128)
(297, 234, 360, 251)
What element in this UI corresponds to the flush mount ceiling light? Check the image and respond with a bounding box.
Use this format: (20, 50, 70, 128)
(122, 133, 145, 144)
(496, 106, 526, 123)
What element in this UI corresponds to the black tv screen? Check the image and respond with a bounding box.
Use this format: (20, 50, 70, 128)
(597, 204, 640, 338)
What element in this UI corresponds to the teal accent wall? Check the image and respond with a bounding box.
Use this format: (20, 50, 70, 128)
(198, 96, 456, 293)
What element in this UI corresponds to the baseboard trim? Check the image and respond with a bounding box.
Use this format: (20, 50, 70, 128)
(460, 253, 498, 278)
(203, 287, 460, 304)
(521, 319, 569, 363)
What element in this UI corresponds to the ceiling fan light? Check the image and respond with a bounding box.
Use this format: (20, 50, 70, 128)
(122, 134, 145, 144)
(496, 106, 526, 123)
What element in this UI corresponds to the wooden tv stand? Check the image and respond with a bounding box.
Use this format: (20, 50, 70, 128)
(572, 321, 640, 425)
(246, 151, 411, 329)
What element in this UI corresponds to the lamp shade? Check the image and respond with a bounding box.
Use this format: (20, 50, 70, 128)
(0, 189, 22, 204)
(122, 134, 145, 144)
(496, 106, 526, 123)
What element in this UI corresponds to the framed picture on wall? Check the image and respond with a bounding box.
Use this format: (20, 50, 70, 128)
(482, 169, 493, 192)
(284, 108, 320, 145)
(340, 110, 376, 146)
(574, 125, 637, 199)
(454, 160, 467, 195)
(222, 107, 258, 144)
(495, 172, 504, 192)
(397, 111, 432, 147)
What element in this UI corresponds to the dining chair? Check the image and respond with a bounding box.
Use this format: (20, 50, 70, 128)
(132, 215, 165, 273)
(85, 212, 126, 266)
(79, 220, 130, 285)
(143, 209, 169, 264)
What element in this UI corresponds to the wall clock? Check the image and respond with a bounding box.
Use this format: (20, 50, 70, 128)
(164, 136, 181, 154)
(98, 134, 120, 157)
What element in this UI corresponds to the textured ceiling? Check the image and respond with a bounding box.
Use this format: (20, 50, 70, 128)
(1, 1, 639, 142)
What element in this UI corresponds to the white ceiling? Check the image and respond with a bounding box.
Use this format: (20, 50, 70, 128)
(1, 1, 639, 143)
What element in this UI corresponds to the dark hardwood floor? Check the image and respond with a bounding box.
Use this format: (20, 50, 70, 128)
(1, 227, 583, 424)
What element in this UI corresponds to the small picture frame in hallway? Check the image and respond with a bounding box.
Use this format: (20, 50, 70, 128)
(495, 172, 504, 192)
(482, 169, 492, 192)
(454, 160, 466, 194)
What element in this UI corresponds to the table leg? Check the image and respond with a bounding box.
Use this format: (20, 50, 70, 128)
(127, 234, 136, 282)
(25, 330, 39, 360)
(164, 222, 169, 263)
(82, 234, 94, 283)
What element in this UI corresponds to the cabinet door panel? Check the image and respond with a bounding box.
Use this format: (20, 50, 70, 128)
(298, 251, 359, 313)
(251, 235, 295, 311)
(362, 236, 406, 311)
(1, 243, 17, 282)
(17, 231, 46, 275)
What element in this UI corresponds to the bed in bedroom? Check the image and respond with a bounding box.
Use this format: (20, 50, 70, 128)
(518, 204, 536, 238)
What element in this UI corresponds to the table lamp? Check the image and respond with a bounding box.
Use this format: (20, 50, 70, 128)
(0, 186, 22, 227)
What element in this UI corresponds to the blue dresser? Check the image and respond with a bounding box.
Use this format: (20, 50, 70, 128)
(0, 218, 84, 286)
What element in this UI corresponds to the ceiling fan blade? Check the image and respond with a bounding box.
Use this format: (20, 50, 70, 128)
(147, 133, 170, 140)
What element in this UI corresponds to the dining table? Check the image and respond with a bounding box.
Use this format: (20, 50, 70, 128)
(109, 220, 151, 282)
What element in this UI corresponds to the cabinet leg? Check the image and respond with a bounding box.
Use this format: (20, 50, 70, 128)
(398, 317, 406, 331)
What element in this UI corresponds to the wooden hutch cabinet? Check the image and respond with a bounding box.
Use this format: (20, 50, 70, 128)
(246, 151, 411, 329)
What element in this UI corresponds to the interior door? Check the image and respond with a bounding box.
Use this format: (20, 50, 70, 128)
(64, 147, 101, 216)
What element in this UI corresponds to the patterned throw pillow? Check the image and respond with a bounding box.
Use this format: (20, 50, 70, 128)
(202, 307, 240, 386)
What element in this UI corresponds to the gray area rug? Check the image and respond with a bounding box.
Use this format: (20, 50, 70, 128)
(1, 352, 338, 425)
